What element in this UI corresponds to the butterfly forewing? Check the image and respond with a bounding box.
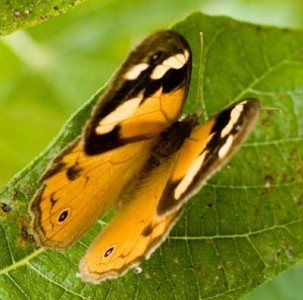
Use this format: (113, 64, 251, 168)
(157, 99, 260, 215)
(84, 31, 192, 155)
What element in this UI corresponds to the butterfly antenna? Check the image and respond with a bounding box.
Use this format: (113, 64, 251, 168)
(260, 106, 281, 112)
(196, 32, 207, 120)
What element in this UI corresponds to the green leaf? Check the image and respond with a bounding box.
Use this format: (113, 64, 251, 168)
(1, 11, 303, 299)
(0, 0, 87, 35)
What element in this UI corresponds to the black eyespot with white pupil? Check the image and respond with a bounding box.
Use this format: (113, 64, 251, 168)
(58, 210, 69, 223)
(104, 245, 116, 258)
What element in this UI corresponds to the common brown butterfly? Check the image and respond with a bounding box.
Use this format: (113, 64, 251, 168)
(30, 31, 260, 283)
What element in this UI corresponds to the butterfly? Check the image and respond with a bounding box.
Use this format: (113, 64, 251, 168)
(30, 30, 260, 283)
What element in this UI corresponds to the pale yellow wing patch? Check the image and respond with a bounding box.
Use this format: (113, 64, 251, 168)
(172, 118, 214, 183)
(94, 85, 188, 143)
(151, 50, 190, 80)
(124, 63, 149, 80)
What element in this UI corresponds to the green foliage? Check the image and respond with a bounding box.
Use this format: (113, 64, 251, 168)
(1, 11, 303, 300)
(0, 0, 86, 35)
(0, 0, 205, 187)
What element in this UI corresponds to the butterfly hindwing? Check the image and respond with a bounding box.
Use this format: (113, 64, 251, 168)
(31, 139, 155, 248)
(79, 149, 183, 282)
(78, 114, 201, 282)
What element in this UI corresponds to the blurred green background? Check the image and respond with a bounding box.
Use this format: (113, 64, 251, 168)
(0, 0, 302, 298)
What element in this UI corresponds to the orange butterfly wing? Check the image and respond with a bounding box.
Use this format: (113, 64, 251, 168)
(79, 152, 182, 282)
(29, 30, 260, 283)
(79, 99, 260, 282)
(31, 139, 154, 248)
(30, 31, 192, 249)
(157, 99, 260, 215)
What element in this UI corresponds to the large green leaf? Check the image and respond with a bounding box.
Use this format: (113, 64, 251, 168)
(0, 0, 86, 35)
(1, 12, 303, 299)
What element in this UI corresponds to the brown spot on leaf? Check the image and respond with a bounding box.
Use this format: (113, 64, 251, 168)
(17, 218, 36, 246)
(21, 227, 35, 244)
(9, 189, 18, 200)
(1, 203, 12, 213)
(20, 184, 30, 195)
(13, 9, 29, 18)
(21, 226, 29, 239)
(194, 262, 203, 272)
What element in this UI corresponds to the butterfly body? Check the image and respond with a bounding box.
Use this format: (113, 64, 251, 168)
(30, 30, 260, 282)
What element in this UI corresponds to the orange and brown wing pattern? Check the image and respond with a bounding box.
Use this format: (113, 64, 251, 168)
(157, 99, 260, 215)
(30, 31, 192, 249)
(31, 139, 154, 249)
(79, 99, 260, 282)
(79, 150, 183, 283)
(30, 30, 260, 283)
(84, 31, 192, 155)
